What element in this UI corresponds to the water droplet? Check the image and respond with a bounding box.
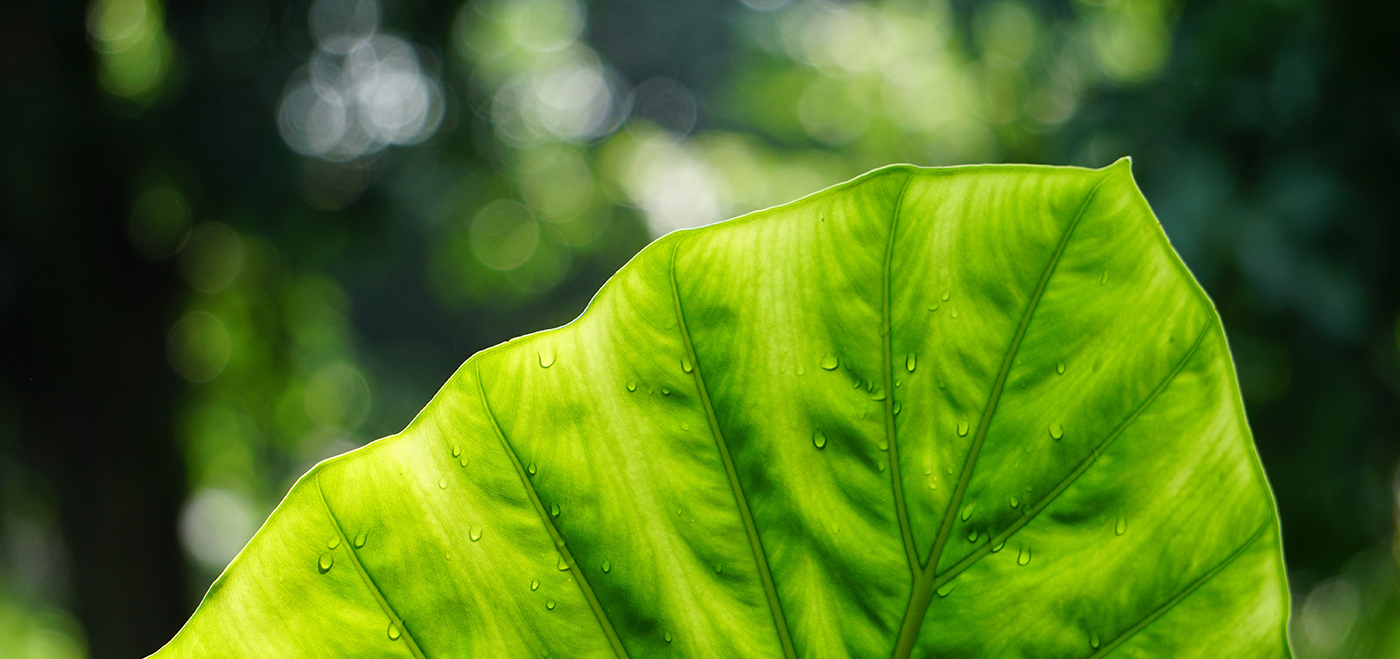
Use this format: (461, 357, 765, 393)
(469, 526, 482, 542)
(937, 380, 946, 390)
(682, 422, 692, 431)
(1049, 422, 1063, 440)
(991, 540, 1005, 553)
(812, 429, 827, 449)
(661, 387, 672, 396)
(927, 480, 938, 490)
(546, 600, 556, 610)
(950, 309, 959, 319)
(936, 581, 956, 597)
(327, 535, 341, 550)
(531, 578, 540, 591)
(967, 529, 978, 542)
(894, 378, 901, 387)
(714, 563, 723, 573)
(354, 530, 367, 548)
(905, 353, 917, 372)
(680, 356, 693, 373)
(538, 350, 555, 368)
(1100, 270, 1108, 285)
(957, 421, 969, 436)
(940, 291, 950, 301)
(438, 478, 448, 490)
(872, 390, 886, 401)
(528, 461, 537, 476)
(664, 631, 673, 643)
(452, 444, 461, 457)
(557, 555, 570, 571)
(445, 552, 451, 561)
(1017, 546, 1031, 566)
(550, 502, 561, 517)
(459, 456, 469, 467)
(820, 354, 839, 370)
(878, 439, 889, 451)
(796, 365, 806, 376)
(960, 503, 976, 521)
(866, 380, 875, 392)
(602, 560, 611, 573)
(928, 303, 940, 312)
(1056, 361, 1065, 375)
(893, 401, 902, 415)
(878, 463, 887, 472)
(1115, 514, 1127, 536)
(851, 378, 862, 389)
(318, 552, 334, 573)
(1009, 497, 1019, 508)
(388, 623, 401, 640)
(627, 380, 637, 392)
(1091, 632, 1101, 649)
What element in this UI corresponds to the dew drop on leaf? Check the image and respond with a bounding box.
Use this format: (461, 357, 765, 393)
(878, 439, 889, 451)
(960, 503, 976, 521)
(893, 401, 902, 415)
(796, 365, 806, 376)
(1009, 497, 1019, 508)
(878, 463, 886, 472)
(530, 578, 540, 591)
(812, 429, 827, 449)
(354, 530, 367, 548)
(1017, 546, 1032, 566)
(557, 555, 570, 571)
(1100, 270, 1108, 285)
(714, 563, 722, 574)
(941, 291, 950, 301)
(388, 623, 401, 640)
(528, 461, 537, 476)
(871, 390, 886, 401)
(680, 356, 693, 373)
(937, 379, 946, 390)
(1116, 514, 1127, 536)
(452, 444, 461, 457)
(1049, 422, 1064, 440)
(538, 349, 555, 368)
(936, 581, 956, 597)
(459, 456, 469, 468)
(550, 502, 560, 517)
(601, 560, 611, 573)
(327, 535, 340, 550)
(820, 353, 839, 370)
(469, 526, 482, 542)
(905, 353, 917, 372)
(317, 552, 334, 573)
(626, 380, 637, 392)
(950, 309, 959, 319)
(438, 478, 447, 490)
(1091, 632, 1101, 649)
(957, 421, 969, 437)
(991, 540, 1005, 553)
(661, 387, 671, 396)
(967, 529, 978, 542)
(664, 631, 673, 643)
(546, 600, 556, 611)
(681, 422, 690, 431)
(1056, 361, 1065, 375)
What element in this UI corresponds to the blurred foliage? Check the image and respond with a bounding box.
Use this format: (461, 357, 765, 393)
(1, 0, 1399, 656)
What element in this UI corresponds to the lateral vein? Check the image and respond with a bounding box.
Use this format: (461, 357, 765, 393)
(315, 475, 428, 659)
(883, 172, 920, 576)
(930, 322, 1210, 592)
(475, 366, 631, 659)
(1087, 519, 1271, 658)
(669, 242, 798, 659)
(892, 171, 1113, 659)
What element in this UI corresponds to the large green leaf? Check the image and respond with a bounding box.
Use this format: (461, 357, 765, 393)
(152, 159, 1291, 658)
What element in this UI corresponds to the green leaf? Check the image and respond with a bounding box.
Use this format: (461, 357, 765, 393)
(152, 159, 1291, 658)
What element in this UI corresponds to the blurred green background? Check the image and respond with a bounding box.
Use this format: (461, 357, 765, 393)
(1, 0, 1398, 656)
